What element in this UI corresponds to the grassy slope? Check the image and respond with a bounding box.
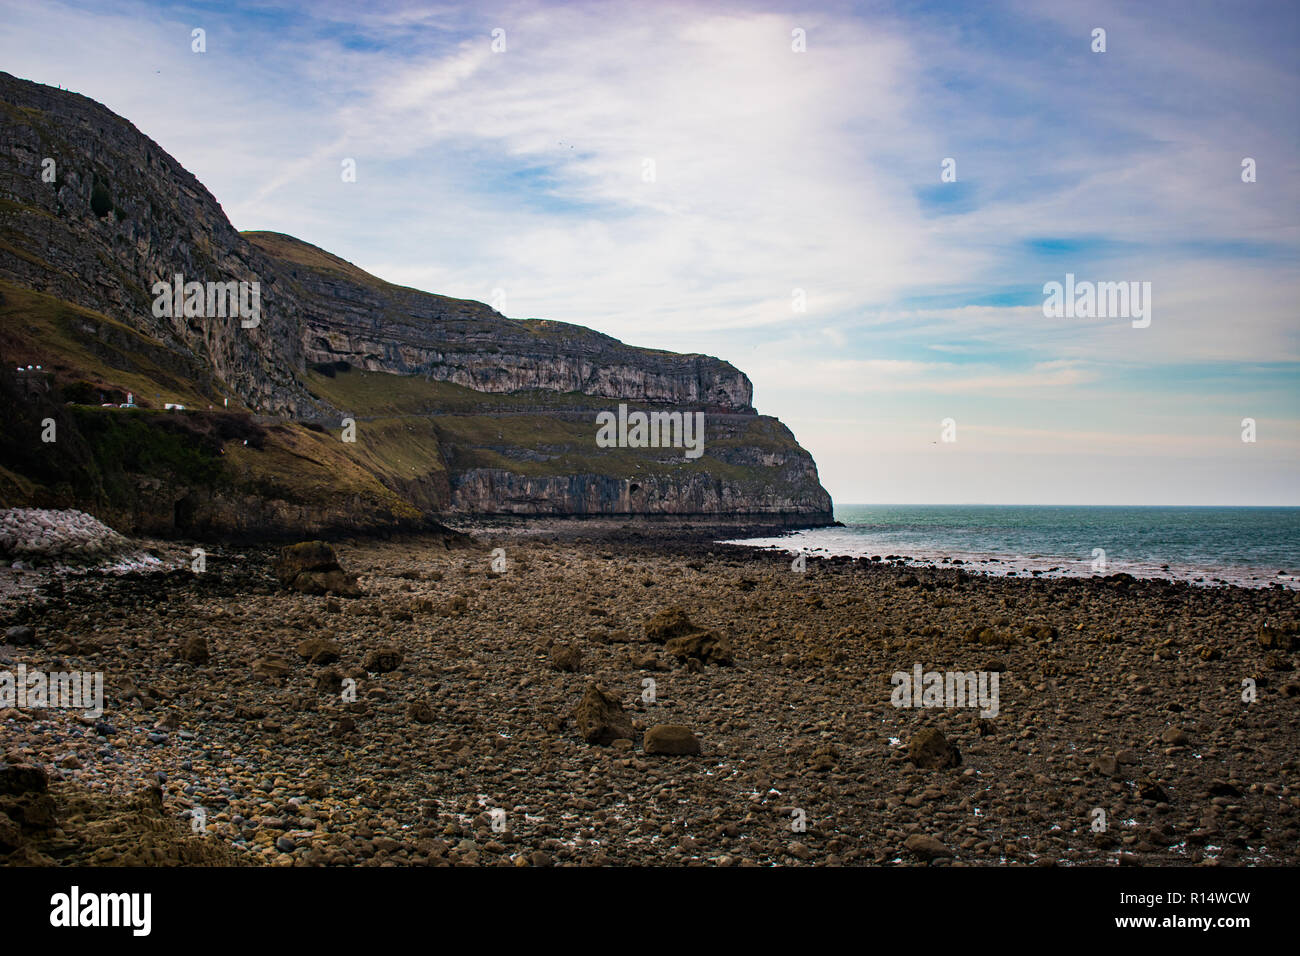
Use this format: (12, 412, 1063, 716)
(303, 367, 804, 489)
(0, 284, 429, 519)
(224, 423, 423, 520)
(0, 279, 210, 407)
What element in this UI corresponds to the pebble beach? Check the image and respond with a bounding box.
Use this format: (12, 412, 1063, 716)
(1, 516, 1297, 867)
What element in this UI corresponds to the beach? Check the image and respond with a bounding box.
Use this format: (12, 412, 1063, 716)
(1, 521, 1297, 866)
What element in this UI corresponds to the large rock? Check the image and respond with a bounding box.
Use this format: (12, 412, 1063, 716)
(644, 607, 698, 643)
(550, 644, 582, 672)
(908, 728, 961, 769)
(363, 646, 403, 673)
(0, 763, 49, 796)
(665, 629, 734, 666)
(643, 725, 701, 755)
(274, 540, 340, 582)
(178, 635, 209, 664)
(297, 638, 342, 665)
(903, 833, 950, 861)
(273, 541, 362, 597)
(4, 626, 36, 646)
(572, 684, 635, 745)
(1258, 622, 1296, 651)
(252, 655, 292, 681)
(644, 607, 734, 665)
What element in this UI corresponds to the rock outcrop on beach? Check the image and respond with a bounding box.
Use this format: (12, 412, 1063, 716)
(273, 541, 363, 597)
(0, 71, 832, 536)
(0, 508, 125, 562)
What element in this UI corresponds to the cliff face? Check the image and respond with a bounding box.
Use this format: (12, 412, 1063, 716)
(255, 232, 754, 411)
(0, 72, 833, 534)
(0, 74, 314, 418)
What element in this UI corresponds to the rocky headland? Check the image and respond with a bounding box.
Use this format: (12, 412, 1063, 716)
(0, 71, 831, 538)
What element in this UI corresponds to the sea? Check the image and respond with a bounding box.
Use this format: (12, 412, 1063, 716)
(721, 504, 1300, 589)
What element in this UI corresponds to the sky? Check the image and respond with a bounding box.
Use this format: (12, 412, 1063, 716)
(1, 0, 1297, 505)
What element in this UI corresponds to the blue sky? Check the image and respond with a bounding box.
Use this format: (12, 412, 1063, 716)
(1, 0, 1296, 504)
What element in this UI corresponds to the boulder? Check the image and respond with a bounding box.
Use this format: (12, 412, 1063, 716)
(407, 701, 434, 723)
(643, 724, 701, 755)
(252, 655, 291, 680)
(644, 607, 733, 665)
(643, 606, 698, 643)
(1258, 622, 1296, 651)
(315, 669, 344, 695)
(0, 762, 49, 796)
(809, 743, 839, 772)
(297, 638, 341, 665)
(665, 628, 733, 666)
(908, 727, 960, 769)
(363, 646, 403, 673)
(904, 833, 950, 861)
(178, 635, 209, 664)
(550, 643, 582, 672)
(4, 626, 35, 646)
(273, 542, 361, 597)
(572, 684, 635, 745)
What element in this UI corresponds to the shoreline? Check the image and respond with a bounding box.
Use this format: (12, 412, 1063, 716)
(722, 537, 1299, 592)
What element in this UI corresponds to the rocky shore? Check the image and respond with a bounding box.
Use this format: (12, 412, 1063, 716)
(1, 521, 1296, 866)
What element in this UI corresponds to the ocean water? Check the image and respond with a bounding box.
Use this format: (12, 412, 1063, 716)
(722, 505, 1300, 589)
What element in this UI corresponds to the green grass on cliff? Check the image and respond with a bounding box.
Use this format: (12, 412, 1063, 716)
(0, 280, 209, 406)
(224, 423, 424, 520)
(304, 366, 806, 486)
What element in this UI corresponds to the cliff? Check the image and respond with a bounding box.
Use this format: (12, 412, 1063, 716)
(0, 71, 832, 537)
